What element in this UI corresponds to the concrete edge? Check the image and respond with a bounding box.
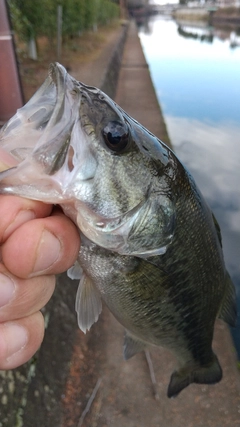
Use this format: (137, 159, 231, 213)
(100, 22, 129, 99)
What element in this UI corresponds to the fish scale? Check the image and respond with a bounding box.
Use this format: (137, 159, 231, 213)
(0, 62, 236, 398)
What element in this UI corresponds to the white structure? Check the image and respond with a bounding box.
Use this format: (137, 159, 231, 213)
(217, 0, 240, 7)
(190, 0, 240, 6)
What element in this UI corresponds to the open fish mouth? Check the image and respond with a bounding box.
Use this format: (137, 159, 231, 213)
(0, 63, 80, 173)
(0, 63, 88, 201)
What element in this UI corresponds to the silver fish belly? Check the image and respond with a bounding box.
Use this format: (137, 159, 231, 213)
(0, 63, 236, 398)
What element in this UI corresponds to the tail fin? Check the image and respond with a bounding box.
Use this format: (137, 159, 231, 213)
(167, 354, 222, 398)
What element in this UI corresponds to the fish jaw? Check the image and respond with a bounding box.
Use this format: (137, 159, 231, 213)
(75, 192, 175, 257)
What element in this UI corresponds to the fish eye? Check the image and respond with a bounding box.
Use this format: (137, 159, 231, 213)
(102, 120, 129, 153)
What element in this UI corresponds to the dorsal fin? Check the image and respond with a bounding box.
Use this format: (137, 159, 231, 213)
(212, 213, 222, 247)
(218, 271, 237, 327)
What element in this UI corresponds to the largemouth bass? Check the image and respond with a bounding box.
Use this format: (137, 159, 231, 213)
(0, 63, 236, 398)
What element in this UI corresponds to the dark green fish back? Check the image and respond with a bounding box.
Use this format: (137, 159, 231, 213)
(79, 158, 236, 398)
(157, 163, 232, 354)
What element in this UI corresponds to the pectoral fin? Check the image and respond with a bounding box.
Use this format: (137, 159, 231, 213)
(75, 273, 102, 334)
(167, 354, 222, 398)
(67, 260, 82, 280)
(123, 331, 146, 360)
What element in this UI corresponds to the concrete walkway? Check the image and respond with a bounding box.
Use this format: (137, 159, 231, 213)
(115, 25, 170, 145)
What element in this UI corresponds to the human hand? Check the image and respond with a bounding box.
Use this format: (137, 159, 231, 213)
(0, 193, 80, 370)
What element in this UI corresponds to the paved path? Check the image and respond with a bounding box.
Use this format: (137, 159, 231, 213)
(115, 22, 170, 145)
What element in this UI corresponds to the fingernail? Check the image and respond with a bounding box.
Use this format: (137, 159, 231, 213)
(4, 323, 28, 361)
(4, 210, 36, 240)
(32, 230, 61, 274)
(0, 273, 15, 308)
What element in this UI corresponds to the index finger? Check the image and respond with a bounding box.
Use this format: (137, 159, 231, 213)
(0, 196, 53, 243)
(0, 152, 53, 242)
(0, 148, 19, 170)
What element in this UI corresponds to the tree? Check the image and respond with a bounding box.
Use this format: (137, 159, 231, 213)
(8, 0, 119, 41)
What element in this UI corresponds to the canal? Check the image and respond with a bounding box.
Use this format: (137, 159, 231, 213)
(138, 15, 240, 356)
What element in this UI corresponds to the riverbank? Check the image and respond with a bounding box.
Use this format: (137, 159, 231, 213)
(172, 6, 240, 26)
(213, 6, 240, 26)
(1, 19, 240, 427)
(172, 6, 208, 22)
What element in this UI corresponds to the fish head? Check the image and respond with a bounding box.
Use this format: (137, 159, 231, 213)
(0, 63, 175, 256)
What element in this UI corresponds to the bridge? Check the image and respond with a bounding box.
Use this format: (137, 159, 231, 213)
(126, 1, 177, 16)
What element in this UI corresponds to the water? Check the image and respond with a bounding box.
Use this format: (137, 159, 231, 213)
(138, 16, 240, 356)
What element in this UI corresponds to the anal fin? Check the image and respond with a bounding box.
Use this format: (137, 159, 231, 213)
(123, 331, 146, 360)
(75, 273, 102, 334)
(167, 354, 222, 398)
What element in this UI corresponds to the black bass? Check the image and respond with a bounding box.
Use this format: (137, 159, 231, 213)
(0, 63, 236, 398)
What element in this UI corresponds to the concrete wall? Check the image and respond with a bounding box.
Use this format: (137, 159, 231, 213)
(173, 7, 208, 21)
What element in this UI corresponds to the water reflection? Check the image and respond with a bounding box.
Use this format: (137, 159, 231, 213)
(138, 16, 240, 355)
(178, 25, 214, 43)
(230, 30, 240, 48)
(138, 15, 240, 50)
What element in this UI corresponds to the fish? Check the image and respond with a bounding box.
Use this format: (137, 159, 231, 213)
(0, 62, 236, 398)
